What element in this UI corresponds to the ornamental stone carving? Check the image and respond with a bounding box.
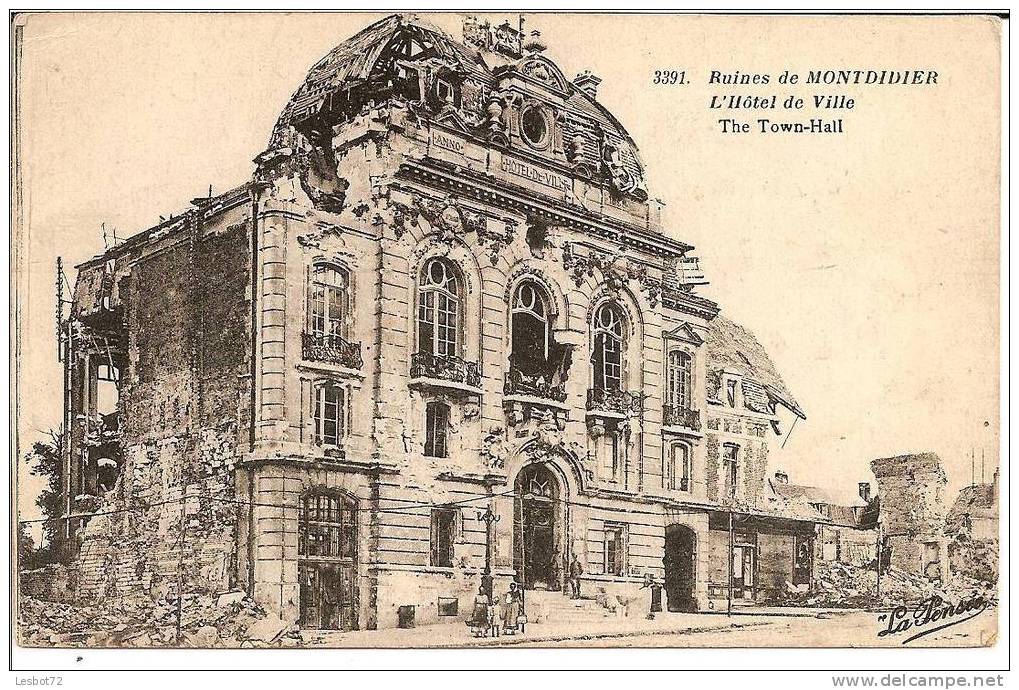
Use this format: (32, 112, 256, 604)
(561, 242, 662, 307)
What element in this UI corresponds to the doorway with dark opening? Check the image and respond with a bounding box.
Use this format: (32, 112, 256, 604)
(664, 523, 697, 612)
(514, 463, 563, 590)
(297, 491, 358, 630)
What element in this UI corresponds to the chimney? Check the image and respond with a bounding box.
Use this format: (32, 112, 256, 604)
(774, 470, 789, 485)
(858, 482, 871, 502)
(573, 70, 602, 99)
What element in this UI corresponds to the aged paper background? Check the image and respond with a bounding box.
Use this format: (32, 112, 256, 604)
(11, 12, 1002, 661)
(16, 12, 999, 515)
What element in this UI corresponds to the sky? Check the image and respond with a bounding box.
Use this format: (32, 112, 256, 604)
(14, 12, 1001, 519)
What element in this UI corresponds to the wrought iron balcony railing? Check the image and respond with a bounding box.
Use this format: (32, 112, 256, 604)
(663, 405, 702, 431)
(586, 387, 644, 415)
(302, 331, 363, 370)
(410, 351, 482, 389)
(504, 367, 568, 403)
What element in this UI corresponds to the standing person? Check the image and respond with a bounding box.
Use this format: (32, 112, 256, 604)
(487, 594, 500, 637)
(502, 582, 522, 635)
(568, 553, 584, 599)
(467, 585, 489, 637)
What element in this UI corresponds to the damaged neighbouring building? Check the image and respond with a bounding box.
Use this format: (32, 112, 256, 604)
(870, 452, 949, 581)
(57, 14, 809, 631)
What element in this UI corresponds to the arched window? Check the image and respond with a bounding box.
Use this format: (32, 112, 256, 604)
(666, 443, 693, 492)
(667, 351, 692, 410)
(417, 259, 460, 358)
(309, 263, 349, 340)
(510, 281, 551, 375)
(592, 303, 624, 390)
(424, 401, 450, 458)
(314, 381, 345, 446)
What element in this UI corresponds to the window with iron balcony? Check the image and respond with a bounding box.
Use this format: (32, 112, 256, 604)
(587, 302, 642, 416)
(504, 281, 568, 402)
(411, 258, 481, 390)
(303, 263, 363, 370)
(663, 350, 701, 430)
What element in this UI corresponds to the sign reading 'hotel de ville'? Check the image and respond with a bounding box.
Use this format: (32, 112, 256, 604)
(11, 10, 1002, 673)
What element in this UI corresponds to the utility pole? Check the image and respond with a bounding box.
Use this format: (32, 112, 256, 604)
(875, 523, 882, 600)
(476, 503, 500, 600)
(727, 510, 734, 617)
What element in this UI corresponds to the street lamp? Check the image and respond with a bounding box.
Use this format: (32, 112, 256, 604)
(476, 504, 501, 599)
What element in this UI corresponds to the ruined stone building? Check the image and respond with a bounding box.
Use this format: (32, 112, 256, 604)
(948, 470, 999, 543)
(870, 452, 949, 580)
(59, 15, 808, 630)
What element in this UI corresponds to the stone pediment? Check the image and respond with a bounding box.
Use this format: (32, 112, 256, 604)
(664, 322, 705, 346)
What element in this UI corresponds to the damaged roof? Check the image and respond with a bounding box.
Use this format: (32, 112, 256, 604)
(705, 314, 805, 418)
(271, 14, 487, 146)
(949, 483, 997, 519)
(769, 479, 833, 505)
(268, 14, 650, 197)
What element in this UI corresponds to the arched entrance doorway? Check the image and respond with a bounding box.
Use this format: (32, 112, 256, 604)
(514, 463, 564, 590)
(664, 524, 697, 612)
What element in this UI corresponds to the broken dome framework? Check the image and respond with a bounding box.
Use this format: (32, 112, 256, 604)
(57, 14, 809, 632)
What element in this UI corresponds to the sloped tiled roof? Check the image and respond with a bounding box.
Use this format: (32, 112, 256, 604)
(770, 480, 833, 505)
(761, 480, 827, 522)
(705, 314, 804, 418)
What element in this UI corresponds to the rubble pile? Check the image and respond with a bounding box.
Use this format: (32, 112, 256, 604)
(949, 537, 998, 584)
(762, 561, 997, 610)
(17, 591, 305, 648)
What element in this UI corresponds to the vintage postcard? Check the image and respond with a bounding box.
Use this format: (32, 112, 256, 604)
(10, 10, 1004, 668)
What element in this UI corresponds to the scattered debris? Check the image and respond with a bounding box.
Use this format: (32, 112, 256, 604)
(760, 560, 996, 610)
(216, 590, 246, 608)
(948, 537, 998, 584)
(17, 591, 284, 648)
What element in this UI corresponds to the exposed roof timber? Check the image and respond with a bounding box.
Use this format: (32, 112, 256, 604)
(75, 183, 253, 271)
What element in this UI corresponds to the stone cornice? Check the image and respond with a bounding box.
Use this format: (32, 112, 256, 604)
(395, 157, 693, 259)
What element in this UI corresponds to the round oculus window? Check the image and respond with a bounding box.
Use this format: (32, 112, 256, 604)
(520, 107, 549, 147)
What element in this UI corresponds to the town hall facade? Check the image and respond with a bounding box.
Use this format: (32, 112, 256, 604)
(60, 15, 807, 630)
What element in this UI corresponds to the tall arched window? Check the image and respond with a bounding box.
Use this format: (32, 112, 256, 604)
(667, 351, 692, 410)
(309, 263, 349, 339)
(417, 259, 460, 358)
(592, 303, 624, 390)
(510, 281, 551, 375)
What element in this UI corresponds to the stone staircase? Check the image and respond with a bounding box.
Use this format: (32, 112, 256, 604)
(524, 590, 614, 623)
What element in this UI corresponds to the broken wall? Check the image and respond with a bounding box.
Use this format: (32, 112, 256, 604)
(74, 202, 253, 601)
(870, 453, 948, 579)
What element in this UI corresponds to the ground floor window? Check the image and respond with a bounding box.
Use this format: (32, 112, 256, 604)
(603, 522, 627, 576)
(299, 492, 356, 558)
(430, 507, 457, 567)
